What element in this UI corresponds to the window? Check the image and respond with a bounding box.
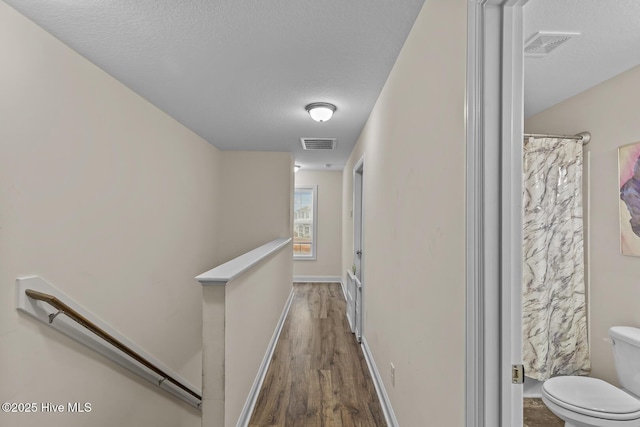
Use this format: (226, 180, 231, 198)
(293, 185, 317, 260)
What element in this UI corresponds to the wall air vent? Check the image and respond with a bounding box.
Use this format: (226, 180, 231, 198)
(524, 31, 579, 57)
(300, 138, 337, 150)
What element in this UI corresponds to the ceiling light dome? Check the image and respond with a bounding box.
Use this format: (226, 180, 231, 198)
(305, 103, 336, 122)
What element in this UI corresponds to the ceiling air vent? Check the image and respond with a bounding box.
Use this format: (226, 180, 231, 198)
(300, 138, 337, 150)
(524, 31, 579, 57)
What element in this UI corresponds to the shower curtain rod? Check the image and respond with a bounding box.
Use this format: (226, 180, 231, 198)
(523, 131, 591, 145)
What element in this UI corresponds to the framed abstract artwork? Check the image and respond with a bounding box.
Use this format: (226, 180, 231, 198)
(619, 141, 640, 255)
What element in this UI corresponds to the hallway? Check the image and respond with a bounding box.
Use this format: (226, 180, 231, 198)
(249, 283, 386, 427)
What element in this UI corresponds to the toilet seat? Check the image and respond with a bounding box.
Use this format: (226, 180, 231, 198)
(543, 376, 640, 421)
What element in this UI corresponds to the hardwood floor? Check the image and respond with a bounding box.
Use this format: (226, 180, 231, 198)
(249, 283, 387, 427)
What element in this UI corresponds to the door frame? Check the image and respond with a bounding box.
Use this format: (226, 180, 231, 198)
(466, 0, 528, 426)
(353, 154, 365, 342)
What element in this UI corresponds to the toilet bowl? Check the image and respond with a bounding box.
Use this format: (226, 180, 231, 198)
(541, 326, 640, 427)
(542, 376, 640, 427)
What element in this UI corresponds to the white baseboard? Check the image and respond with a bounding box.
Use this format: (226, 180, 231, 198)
(523, 376, 543, 398)
(361, 336, 399, 427)
(236, 289, 295, 427)
(293, 275, 342, 283)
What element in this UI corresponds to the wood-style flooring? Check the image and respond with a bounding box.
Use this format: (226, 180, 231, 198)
(249, 283, 387, 427)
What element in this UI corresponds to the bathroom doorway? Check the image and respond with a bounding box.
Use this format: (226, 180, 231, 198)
(518, 0, 639, 425)
(466, 1, 640, 424)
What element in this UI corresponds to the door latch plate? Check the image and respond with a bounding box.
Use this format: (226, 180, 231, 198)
(512, 364, 524, 384)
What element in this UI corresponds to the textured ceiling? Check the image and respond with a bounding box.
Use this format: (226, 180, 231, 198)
(3, 0, 425, 170)
(524, 0, 640, 118)
(11, 1, 631, 159)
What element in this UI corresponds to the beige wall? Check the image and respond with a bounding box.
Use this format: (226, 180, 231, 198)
(341, 1, 467, 425)
(0, 2, 220, 426)
(525, 64, 640, 385)
(294, 170, 343, 279)
(218, 152, 293, 262)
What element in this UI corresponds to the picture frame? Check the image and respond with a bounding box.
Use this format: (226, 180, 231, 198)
(618, 141, 640, 255)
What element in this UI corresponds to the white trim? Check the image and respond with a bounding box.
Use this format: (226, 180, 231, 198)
(361, 336, 398, 427)
(16, 276, 201, 408)
(466, 1, 527, 425)
(481, 2, 505, 424)
(236, 289, 295, 427)
(293, 185, 318, 261)
(196, 238, 292, 285)
(353, 155, 365, 341)
(465, 2, 485, 425)
(292, 275, 342, 283)
(500, 3, 526, 426)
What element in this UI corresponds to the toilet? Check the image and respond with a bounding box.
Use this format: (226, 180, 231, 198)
(541, 326, 640, 427)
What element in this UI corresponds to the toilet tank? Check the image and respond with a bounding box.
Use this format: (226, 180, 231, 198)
(610, 326, 640, 397)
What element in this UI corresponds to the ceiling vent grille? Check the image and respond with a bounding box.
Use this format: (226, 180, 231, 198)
(300, 138, 337, 150)
(524, 31, 579, 57)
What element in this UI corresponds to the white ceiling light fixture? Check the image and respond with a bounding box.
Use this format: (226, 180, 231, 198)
(294, 165, 301, 172)
(305, 103, 336, 122)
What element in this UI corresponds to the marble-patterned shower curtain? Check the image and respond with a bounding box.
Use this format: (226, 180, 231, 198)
(522, 136, 590, 381)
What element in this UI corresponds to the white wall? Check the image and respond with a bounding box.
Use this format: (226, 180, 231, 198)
(294, 170, 342, 280)
(0, 2, 220, 426)
(525, 64, 640, 385)
(341, 0, 467, 425)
